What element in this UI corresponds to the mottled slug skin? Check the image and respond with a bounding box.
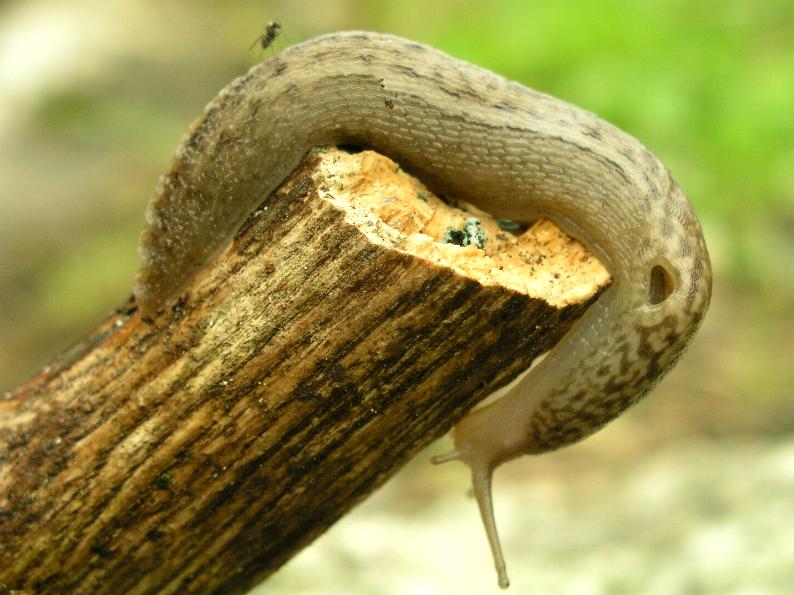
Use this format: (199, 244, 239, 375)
(135, 31, 711, 587)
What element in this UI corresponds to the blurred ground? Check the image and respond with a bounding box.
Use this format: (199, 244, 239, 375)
(1, 1, 792, 593)
(264, 433, 794, 595)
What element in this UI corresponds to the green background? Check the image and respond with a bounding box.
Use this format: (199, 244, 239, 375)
(1, 1, 792, 593)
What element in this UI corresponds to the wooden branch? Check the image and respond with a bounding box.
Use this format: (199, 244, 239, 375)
(0, 148, 609, 594)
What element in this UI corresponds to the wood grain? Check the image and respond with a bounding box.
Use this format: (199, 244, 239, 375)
(0, 148, 608, 594)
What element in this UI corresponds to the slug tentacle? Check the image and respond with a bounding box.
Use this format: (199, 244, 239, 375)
(135, 31, 711, 587)
(429, 450, 466, 465)
(471, 459, 509, 589)
(433, 448, 509, 588)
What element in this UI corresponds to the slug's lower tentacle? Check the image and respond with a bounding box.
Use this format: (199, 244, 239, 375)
(433, 449, 510, 588)
(471, 460, 509, 589)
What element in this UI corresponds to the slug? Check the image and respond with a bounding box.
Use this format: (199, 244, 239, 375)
(135, 32, 712, 588)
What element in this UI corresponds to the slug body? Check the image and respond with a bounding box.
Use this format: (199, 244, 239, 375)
(135, 32, 711, 587)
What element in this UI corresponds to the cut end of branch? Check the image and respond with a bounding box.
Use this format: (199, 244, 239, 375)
(309, 147, 610, 308)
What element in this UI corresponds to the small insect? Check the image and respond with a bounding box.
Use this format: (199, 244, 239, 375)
(250, 20, 282, 51)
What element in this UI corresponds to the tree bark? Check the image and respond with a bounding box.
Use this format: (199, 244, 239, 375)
(0, 148, 609, 594)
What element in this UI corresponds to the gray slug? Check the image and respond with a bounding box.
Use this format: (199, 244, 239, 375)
(135, 31, 712, 588)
